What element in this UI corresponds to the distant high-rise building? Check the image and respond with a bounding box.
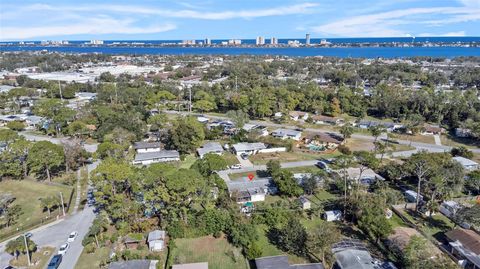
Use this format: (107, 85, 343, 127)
(270, 37, 278, 45)
(228, 39, 242, 45)
(205, 38, 211, 45)
(89, 40, 104, 45)
(306, 33, 311, 46)
(256, 36, 265, 45)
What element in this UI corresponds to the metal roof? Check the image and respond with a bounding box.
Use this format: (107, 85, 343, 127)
(134, 150, 179, 162)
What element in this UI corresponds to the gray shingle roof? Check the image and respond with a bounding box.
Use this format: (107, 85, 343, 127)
(134, 150, 179, 162)
(232, 142, 266, 152)
(109, 260, 156, 269)
(197, 142, 223, 156)
(133, 142, 162, 150)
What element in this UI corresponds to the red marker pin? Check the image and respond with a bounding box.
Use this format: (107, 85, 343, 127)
(247, 173, 254, 181)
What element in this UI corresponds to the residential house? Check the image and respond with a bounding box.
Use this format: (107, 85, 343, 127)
(147, 230, 166, 252)
(271, 129, 302, 141)
(440, 201, 463, 219)
(172, 263, 209, 269)
(303, 133, 343, 151)
(332, 239, 375, 269)
(242, 124, 269, 136)
(405, 190, 423, 203)
(133, 150, 180, 165)
(227, 177, 276, 203)
(197, 116, 209, 124)
(455, 128, 473, 138)
(357, 120, 403, 132)
(338, 167, 385, 185)
(421, 124, 445, 135)
(133, 142, 162, 153)
(255, 255, 324, 269)
(289, 111, 309, 121)
(453, 156, 479, 171)
(232, 142, 266, 156)
(109, 260, 158, 269)
(311, 115, 345, 126)
(298, 196, 311, 210)
(445, 228, 480, 269)
(197, 142, 224, 158)
(323, 210, 343, 222)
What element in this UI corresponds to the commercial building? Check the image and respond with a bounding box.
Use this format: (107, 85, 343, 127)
(256, 36, 265, 45)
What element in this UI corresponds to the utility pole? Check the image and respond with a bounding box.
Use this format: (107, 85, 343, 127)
(23, 234, 31, 266)
(188, 87, 192, 113)
(59, 192, 66, 216)
(58, 81, 63, 101)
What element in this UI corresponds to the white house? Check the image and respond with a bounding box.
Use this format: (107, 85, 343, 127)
(271, 129, 302, 141)
(289, 111, 309, 121)
(197, 142, 224, 158)
(242, 124, 269, 136)
(298, 196, 311, 210)
(453, 156, 479, 171)
(323, 210, 343, 222)
(339, 168, 385, 185)
(147, 230, 166, 251)
(227, 177, 277, 203)
(133, 142, 162, 153)
(133, 150, 180, 165)
(232, 142, 267, 156)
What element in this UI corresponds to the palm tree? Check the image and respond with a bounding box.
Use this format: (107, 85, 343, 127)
(40, 196, 59, 216)
(368, 125, 385, 143)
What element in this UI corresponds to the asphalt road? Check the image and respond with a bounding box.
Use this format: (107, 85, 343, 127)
(0, 161, 99, 269)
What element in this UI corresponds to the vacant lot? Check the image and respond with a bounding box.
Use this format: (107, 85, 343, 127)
(174, 236, 248, 269)
(0, 179, 73, 238)
(250, 151, 321, 165)
(75, 247, 110, 269)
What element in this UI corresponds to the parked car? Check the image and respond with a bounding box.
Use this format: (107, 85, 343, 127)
(4, 266, 16, 269)
(316, 161, 332, 173)
(67, 231, 78, 242)
(24, 232, 33, 238)
(240, 153, 249, 160)
(58, 243, 69, 256)
(230, 164, 242, 169)
(47, 255, 62, 269)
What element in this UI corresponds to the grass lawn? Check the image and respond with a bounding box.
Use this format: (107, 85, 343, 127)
(75, 247, 110, 269)
(9, 246, 54, 269)
(284, 166, 323, 174)
(250, 151, 320, 165)
(179, 154, 197, 169)
(0, 179, 73, 239)
(441, 134, 480, 149)
(396, 134, 435, 144)
(223, 152, 240, 166)
(174, 236, 248, 269)
(346, 138, 375, 151)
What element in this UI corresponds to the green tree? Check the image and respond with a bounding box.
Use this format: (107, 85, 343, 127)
(266, 160, 281, 178)
(451, 146, 474, 159)
(368, 125, 384, 143)
(226, 110, 250, 129)
(273, 170, 303, 197)
(455, 204, 480, 229)
(27, 141, 65, 181)
(307, 222, 341, 267)
(192, 153, 228, 176)
(5, 236, 37, 260)
(194, 99, 216, 112)
(6, 120, 25, 131)
(40, 196, 59, 216)
(168, 117, 205, 154)
(357, 196, 393, 243)
(67, 121, 89, 138)
(276, 218, 307, 256)
(466, 171, 480, 195)
(403, 235, 456, 269)
(1, 204, 22, 228)
(339, 123, 354, 143)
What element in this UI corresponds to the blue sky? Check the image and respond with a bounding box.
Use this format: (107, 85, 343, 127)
(1, 0, 479, 41)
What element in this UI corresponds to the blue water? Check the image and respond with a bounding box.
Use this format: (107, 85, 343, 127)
(1, 45, 480, 58)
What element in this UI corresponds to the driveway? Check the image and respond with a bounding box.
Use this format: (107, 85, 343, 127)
(236, 155, 254, 168)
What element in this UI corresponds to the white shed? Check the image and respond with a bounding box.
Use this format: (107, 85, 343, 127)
(323, 210, 343, 222)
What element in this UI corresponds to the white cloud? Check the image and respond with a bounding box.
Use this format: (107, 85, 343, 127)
(417, 31, 466, 37)
(0, 18, 176, 40)
(311, 7, 480, 37)
(18, 2, 319, 20)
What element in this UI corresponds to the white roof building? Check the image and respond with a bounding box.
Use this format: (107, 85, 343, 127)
(453, 156, 479, 171)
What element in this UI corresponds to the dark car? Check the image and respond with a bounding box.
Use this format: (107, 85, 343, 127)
(47, 254, 62, 269)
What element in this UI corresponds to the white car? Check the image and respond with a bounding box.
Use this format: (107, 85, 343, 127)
(58, 243, 69, 256)
(67, 231, 78, 242)
(230, 164, 242, 169)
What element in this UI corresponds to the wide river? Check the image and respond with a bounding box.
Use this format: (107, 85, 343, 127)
(1, 46, 480, 58)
